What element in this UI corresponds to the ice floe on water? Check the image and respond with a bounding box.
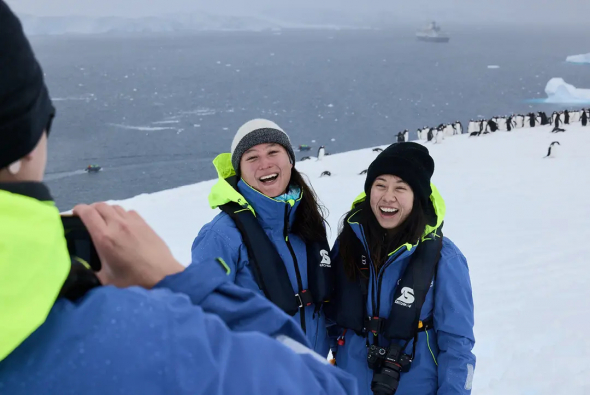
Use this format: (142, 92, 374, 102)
(566, 53, 590, 64)
(110, 124, 177, 131)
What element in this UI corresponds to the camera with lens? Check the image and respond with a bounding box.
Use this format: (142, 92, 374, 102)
(367, 344, 412, 395)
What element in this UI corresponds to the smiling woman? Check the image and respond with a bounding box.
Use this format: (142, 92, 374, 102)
(239, 143, 292, 198)
(190, 119, 334, 356)
(325, 142, 476, 395)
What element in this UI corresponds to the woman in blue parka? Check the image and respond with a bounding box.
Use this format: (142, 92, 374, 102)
(326, 142, 476, 395)
(191, 119, 332, 356)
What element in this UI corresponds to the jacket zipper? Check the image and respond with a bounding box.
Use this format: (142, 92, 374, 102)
(284, 205, 306, 333)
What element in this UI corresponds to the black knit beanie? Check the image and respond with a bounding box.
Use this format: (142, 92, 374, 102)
(0, 1, 55, 170)
(364, 142, 435, 209)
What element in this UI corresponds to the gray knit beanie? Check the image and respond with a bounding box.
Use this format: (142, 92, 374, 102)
(230, 119, 296, 173)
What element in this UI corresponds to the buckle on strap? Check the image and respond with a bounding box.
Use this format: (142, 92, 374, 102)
(363, 316, 386, 336)
(295, 289, 314, 308)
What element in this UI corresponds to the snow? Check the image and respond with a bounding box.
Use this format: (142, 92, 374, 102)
(487, 65, 500, 69)
(88, 122, 590, 395)
(544, 78, 590, 103)
(566, 53, 590, 64)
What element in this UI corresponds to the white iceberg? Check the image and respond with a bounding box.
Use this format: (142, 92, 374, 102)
(566, 53, 590, 64)
(544, 78, 590, 103)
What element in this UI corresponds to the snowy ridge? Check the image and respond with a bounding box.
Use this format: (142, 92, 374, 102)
(97, 120, 590, 395)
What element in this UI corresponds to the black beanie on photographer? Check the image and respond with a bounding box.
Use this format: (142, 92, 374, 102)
(0, 1, 55, 170)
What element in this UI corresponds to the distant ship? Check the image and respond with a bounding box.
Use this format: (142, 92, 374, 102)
(416, 21, 450, 43)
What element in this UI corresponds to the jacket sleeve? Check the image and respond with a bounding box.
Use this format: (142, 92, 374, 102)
(190, 223, 260, 293)
(158, 290, 358, 394)
(433, 244, 476, 395)
(150, 261, 358, 394)
(155, 258, 309, 346)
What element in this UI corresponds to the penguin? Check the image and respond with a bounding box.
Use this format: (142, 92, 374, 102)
(317, 146, 326, 161)
(528, 112, 536, 128)
(571, 109, 580, 123)
(416, 129, 422, 140)
(487, 119, 499, 132)
(427, 128, 434, 142)
(580, 108, 588, 126)
(468, 120, 477, 134)
(544, 141, 560, 158)
(319, 171, 331, 177)
(396, 132, 405, 142)
(435, 129, 444, 144)
(373, 147, 384, 152)
(403, 129, 409, 142)
(581, 109, 588, 126)
(564, 110, 570, 124)
(359, 169, 368, 175)
(551, 125, 565, 133)
(538, 111, 549, 125)
(505, 115, 514, 131)
(453, 121, 463, 135)
(301, 156, 311, 161)
(517, 114, 525, 128)
(480, 120, 488, 134)
(444, 124, 454, 137)
(554, 112, 562, 129)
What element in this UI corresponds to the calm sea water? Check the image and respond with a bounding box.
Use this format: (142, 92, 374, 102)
(28, 25, 590, 210)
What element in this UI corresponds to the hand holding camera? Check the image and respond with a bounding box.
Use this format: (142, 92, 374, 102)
(70, 202, 184, 289)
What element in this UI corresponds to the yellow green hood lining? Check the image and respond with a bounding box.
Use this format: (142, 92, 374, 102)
(0, 189, 70, 362)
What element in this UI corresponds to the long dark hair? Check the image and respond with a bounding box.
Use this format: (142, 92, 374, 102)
(338, 196, 428, 280)
(290, 168, 329, 243)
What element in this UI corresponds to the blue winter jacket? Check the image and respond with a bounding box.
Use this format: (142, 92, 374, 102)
(330, 187, 476, 395)
(191, 153, 330, 357)
(0, 183, 357, 395)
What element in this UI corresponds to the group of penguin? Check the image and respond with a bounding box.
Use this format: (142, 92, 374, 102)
(312, 107, 589, 177)
(414, 121, 464, 144)
(466, 108, 589, 158)
(466, 108, 589, 138)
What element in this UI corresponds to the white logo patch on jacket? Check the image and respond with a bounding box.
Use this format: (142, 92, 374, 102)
(394, 287, 415, 307)
(319, 249, 331, 268)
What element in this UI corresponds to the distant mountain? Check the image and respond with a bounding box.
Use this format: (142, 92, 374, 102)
(17, 12, 371, 36)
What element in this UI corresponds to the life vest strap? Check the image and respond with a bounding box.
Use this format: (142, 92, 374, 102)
(296, 289, 314, 308)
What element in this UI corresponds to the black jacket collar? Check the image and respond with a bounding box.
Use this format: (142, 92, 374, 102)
(0, 181, 53, 201)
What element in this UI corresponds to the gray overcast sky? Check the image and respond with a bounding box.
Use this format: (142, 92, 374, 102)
(5, 0, 590, 24)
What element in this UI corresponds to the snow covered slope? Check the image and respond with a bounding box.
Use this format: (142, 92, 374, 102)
(99, 122, 590, 395)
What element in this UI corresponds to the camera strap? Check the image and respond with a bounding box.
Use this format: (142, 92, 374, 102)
(58, 258, 101, 301)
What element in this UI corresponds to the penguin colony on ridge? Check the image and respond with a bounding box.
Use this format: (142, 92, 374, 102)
(312, 108, 588, 177)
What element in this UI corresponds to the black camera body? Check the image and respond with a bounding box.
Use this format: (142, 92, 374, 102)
(367, 343, 412, 395)
(61, 215, 101, 271)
